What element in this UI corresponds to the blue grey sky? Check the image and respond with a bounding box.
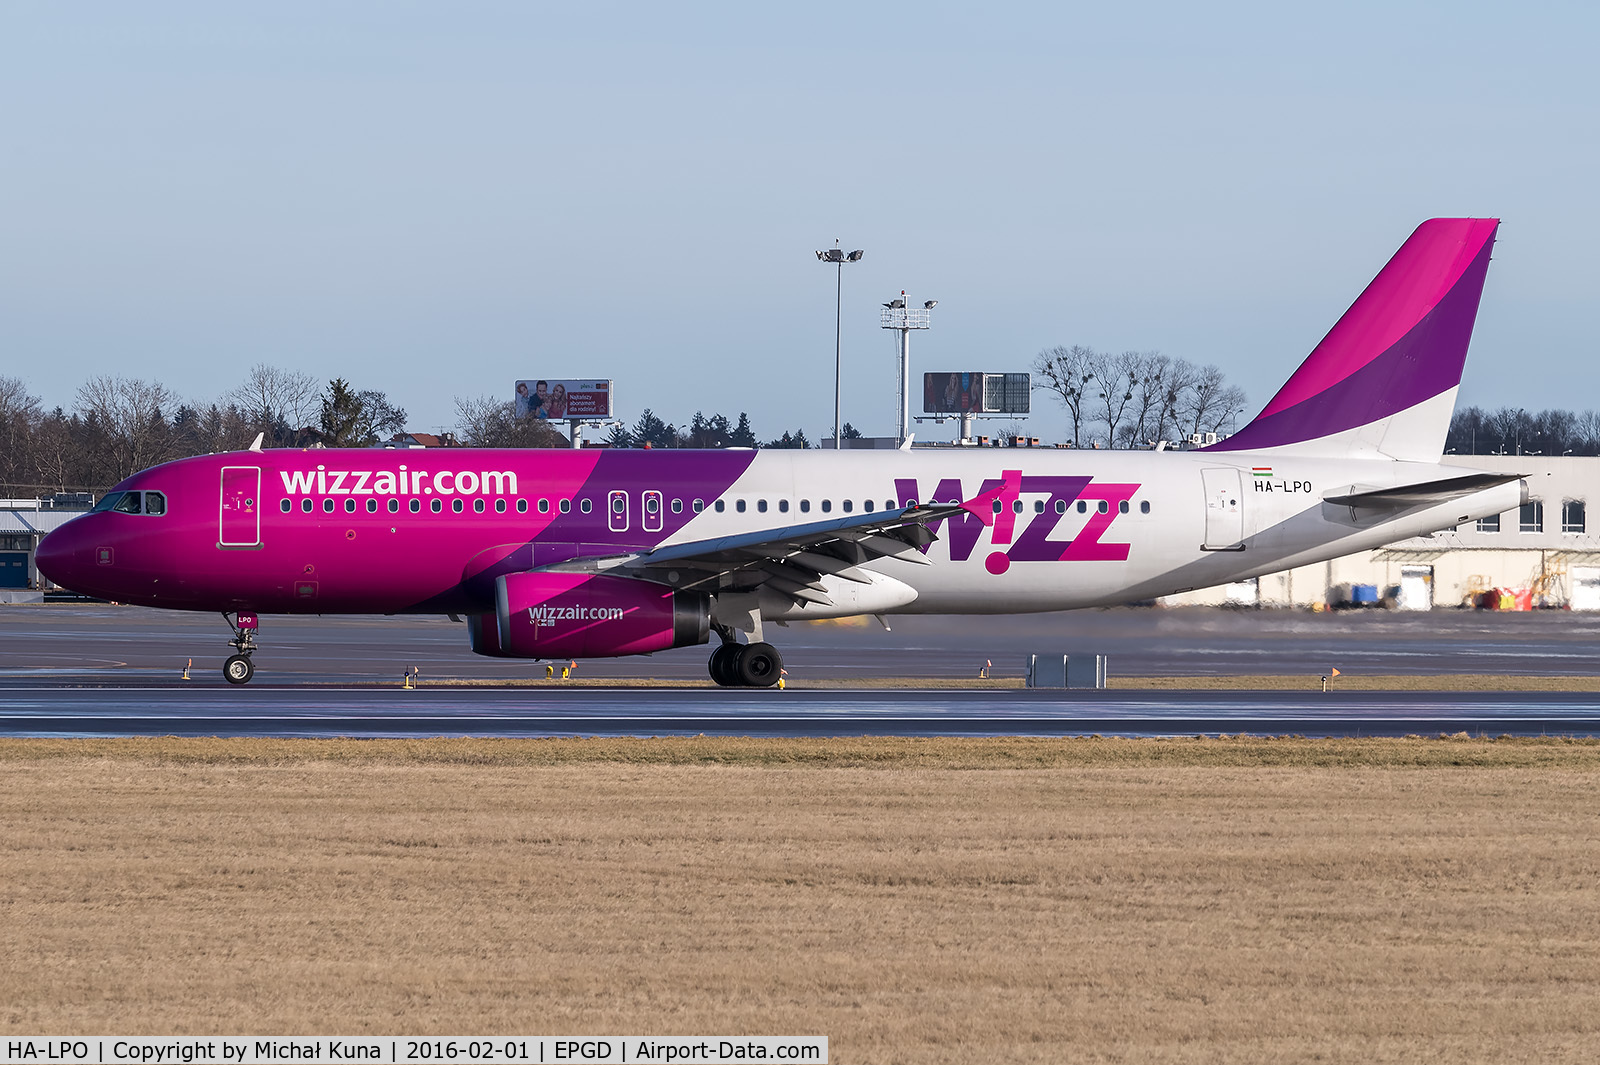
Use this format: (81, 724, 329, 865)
(2, 2, 1594, 443)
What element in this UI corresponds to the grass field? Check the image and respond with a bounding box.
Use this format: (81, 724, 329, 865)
(4, 737, 1600, 1063)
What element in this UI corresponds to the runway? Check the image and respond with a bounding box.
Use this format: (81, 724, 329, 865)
(4, 686, 1600, 738)
(5, 604, 1600, 737)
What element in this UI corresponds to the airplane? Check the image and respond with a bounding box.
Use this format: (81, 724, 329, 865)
(35, 218, 1518, 686)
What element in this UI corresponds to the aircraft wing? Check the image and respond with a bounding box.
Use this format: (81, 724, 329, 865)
(1323, 472, 1524, 509)
(536, 489, 1003, 607)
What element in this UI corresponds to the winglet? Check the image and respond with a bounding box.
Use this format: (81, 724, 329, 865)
(958, 484, 1005, 527)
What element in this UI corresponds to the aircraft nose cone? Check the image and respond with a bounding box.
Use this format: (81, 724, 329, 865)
(34, 528, 76, 586)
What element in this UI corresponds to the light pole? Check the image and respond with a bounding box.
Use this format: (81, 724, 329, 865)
(881, 294, 935, 447)
(816, 242, 864, 450)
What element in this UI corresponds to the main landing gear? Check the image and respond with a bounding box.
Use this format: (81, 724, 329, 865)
(223, 611, 260, 685)
(707, 627, 783, 688)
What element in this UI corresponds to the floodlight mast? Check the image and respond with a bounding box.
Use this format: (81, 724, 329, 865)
(815, 242, 865, 450)
(881, 294, 934, 446)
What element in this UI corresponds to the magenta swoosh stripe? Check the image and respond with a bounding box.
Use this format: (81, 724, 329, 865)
(1257, 218, 1499, 418)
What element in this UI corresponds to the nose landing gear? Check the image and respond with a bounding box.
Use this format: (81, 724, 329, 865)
(223, 611, 260, 685)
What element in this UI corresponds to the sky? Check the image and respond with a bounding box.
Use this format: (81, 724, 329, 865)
(2, 1, 1596, 445)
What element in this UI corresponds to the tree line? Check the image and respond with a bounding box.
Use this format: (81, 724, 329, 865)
(1446, 407, 1600, 456)
(1032, 345, 1250, 449)
(0, 368, 838, 496)
(0, 367, 410, 496)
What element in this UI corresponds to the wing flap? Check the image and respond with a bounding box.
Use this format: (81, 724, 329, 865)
(1323, 472, 1523, 508)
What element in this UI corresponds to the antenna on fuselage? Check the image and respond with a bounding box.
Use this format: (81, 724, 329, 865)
(248, 432, 264, 452)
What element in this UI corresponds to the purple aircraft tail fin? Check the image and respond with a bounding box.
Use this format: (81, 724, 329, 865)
(1207, 217, 1499, 461)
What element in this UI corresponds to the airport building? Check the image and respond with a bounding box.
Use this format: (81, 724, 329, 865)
(0, 499, 86, 602)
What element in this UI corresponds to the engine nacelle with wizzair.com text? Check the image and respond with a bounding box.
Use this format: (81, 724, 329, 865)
(466, 572, 710, 660)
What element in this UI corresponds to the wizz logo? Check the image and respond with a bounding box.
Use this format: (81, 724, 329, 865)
(895, 471, 1139, 574)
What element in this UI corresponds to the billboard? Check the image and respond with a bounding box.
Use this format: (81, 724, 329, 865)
(923, 372, 1030, 415)
(515, 379, 613, 420)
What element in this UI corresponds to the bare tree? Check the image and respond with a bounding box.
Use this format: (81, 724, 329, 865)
(1120, 351, 1174, 447)
(228, 364, 320, 434)
(1032, 345, 1104, 448)
(0, 376, 42, 491)
(74, 376, 181, 482)
(1094, 350, 1145, 448)
(228, 364, 321, 431)
(454, 395, 568, 448)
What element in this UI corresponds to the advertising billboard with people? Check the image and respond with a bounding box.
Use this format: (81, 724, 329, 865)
(515, 380, 613, 420)
(923, 372, 1030, 414)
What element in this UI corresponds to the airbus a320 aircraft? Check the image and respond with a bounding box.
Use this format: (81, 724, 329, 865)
(36, 218, 1517, 686)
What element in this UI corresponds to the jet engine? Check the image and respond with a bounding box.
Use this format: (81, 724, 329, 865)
(468, 572, 710, 659)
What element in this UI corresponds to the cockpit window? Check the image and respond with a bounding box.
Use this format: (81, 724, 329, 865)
(143, 492, 167, 516)
(91, 492, 125, 513)
(113, 493, 143, 515)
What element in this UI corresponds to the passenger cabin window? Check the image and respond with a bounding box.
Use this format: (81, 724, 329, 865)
(516, 499, 528, 514)
(366, 498, 378, 513)
(757, 500, 768, 513)
(843, 500, 852, 513)
(692, 499, 704, 513)
(323, 499, 335, 514)
(474, 499, 486, 514)
(453, 499, 465, 514)
(495, 499, 506, 514)
(410, 499, 421, 513)
(800, 500, 810, 513)
(672, 499, 683, 514)
(736, 500, 747, 513)
(388, 498, 400, 514)
(302, 499, 314, 514)
(344, 498, 356, 513)
(778, 500, 788, 513)
(715, 500, 725, 512)
(821, 500, 832, 513)
(431, 499, 442, 514)
(280, 499, 291, 514)
(1140, 500, 1151, 514)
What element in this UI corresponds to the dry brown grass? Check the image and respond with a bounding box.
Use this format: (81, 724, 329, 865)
(4, 738, 1600, 1063)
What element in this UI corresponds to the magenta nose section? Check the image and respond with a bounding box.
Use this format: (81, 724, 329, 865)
(34, 527, 76, 587)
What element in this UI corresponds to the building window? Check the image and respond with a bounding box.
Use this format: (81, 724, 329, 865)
(1520, 500, 1543, 533)
(1477, 512, 1500, 533)
(1563, 500, 1586, 534)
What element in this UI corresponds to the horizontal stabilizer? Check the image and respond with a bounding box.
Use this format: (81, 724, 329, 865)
(1323, 472, 1523, 509)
